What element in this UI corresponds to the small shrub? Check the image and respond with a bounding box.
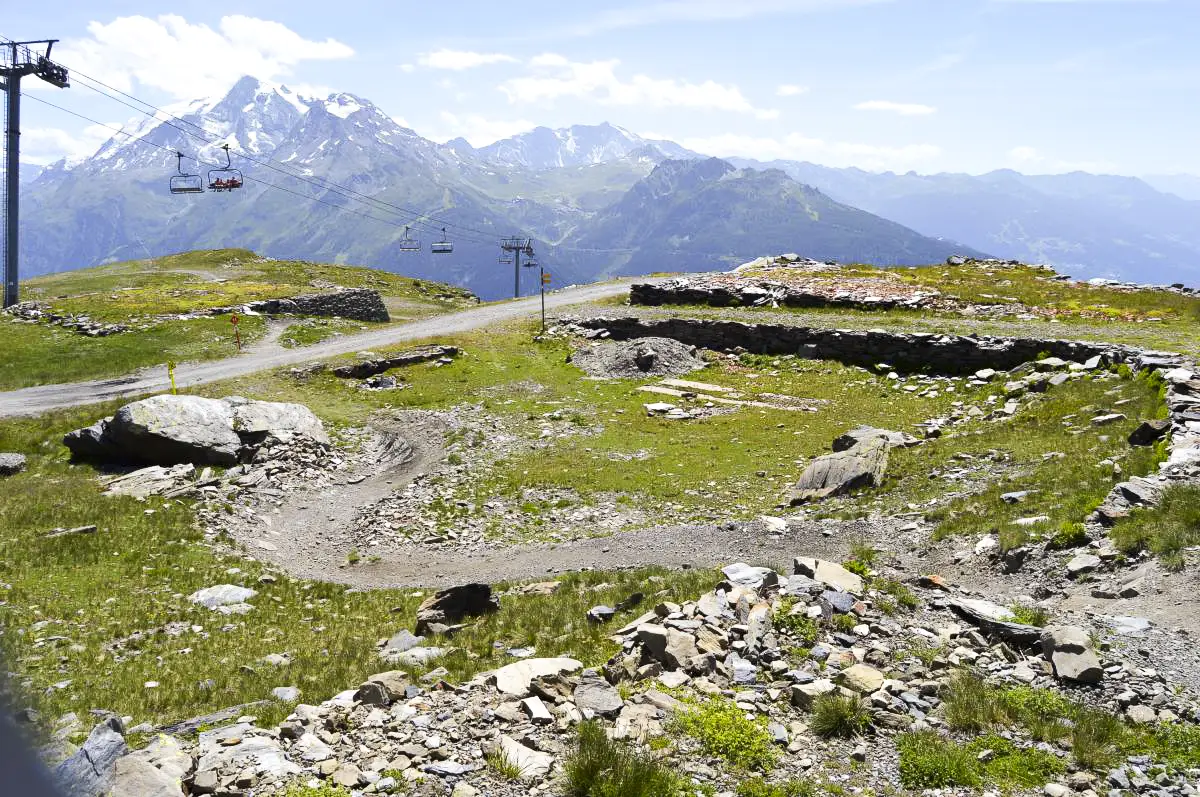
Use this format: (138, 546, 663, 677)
(282, 782, 352, 797)
(737, 777, 817, 797)
(773, 601, 818, 645)
(842, 559, 871, 578)
(1071, 707, 1126, 770)
(897, 731, 981, 789)
(811, 693, 871, 738)
(345, 549, 360, 564)
(1009, 603, 1050, 627)
(674, 699, 777, 771)
(874, 578, 919, 611)
(942, 672, 1013, 732)
(830, 613, 858, 633)
(904, 641, 944, 667)
(1048, 521, 1088, 549)
(485, 746, 523, 780)
(964, 735, 1065, 788)
(564, 720, 684, 797)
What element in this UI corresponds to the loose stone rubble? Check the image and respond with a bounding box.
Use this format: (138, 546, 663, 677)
(570, 336, 707, 379)
(49, 558, 1200, 797)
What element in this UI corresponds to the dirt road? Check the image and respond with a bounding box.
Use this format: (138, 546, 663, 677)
(0, 280, 639, 418)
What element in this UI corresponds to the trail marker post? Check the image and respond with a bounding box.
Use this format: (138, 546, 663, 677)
(167, 360, 177, 395)
(231, 313, 242, 351)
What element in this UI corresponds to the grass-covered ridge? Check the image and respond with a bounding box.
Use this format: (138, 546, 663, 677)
(0, 249, 476, 390)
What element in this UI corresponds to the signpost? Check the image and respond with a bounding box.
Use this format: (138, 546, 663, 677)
(230, 313, 242, 351)
(540, 270, 550, 333)
(167, 360, 178, 395)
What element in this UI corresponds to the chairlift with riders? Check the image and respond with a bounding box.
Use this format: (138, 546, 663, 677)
(207, 144, 243, 192)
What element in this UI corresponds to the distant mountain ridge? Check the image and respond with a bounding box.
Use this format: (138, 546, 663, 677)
(726, 158, 1200, 285)
(19, 76, 982, 298)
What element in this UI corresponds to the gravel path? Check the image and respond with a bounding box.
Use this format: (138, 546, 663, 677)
(0, 279, 651, 418)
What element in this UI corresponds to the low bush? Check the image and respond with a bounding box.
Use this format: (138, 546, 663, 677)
(564, 720, 684, 797)
(810, 693, 871, 738)
(674, 699, 777, 771)
(736, 777, 817, 797)
(897, 731, 981, 789)
(1008, 603, 1050, 627)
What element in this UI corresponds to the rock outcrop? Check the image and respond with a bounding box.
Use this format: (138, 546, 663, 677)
(415, 583, 500, 635)
(64, 395, 328, 466)
(790, 427, 914, 504)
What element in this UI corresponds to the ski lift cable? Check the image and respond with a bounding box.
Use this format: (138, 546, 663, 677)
(57, 67, 500, 245)
(20, 93, 424, 231)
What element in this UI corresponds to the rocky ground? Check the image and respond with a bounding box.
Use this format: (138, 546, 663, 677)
(20, 288, 1200, 797)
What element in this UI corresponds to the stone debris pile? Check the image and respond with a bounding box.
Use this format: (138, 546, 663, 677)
(4, 301, 131, 336)
(48, 561, 1200, 797)
(570, 336, 707, 379)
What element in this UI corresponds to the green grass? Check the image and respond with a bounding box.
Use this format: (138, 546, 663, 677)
(844, 369, 1169, 545)
(0, 398, 716, 737)
(1111, 484, 1200, 571)
(279, 319, 368, 348)
(564, 720, 685, 797)
(736, 778, 817, 797)
(810, 693, 871, 738)
(0, 314, 267, 390)
(1008, 603, 1050, 627)
(281, 783, 352, 797)
(673, 698, 778, 771)
(485, 746, 524, 781)
(897, 730, 1064, 790)
(4, 248, 475, 389)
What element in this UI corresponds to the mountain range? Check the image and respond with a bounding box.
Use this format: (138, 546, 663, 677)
(17, 75, 1200, 296)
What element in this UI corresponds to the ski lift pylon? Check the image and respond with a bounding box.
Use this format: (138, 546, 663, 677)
(398, 226, 421, 252)
(170, 152, 204, 195)
(431, 227, 453, 254)
(207, 144, 243, 192)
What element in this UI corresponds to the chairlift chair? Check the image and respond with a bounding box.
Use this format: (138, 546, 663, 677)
(431, 228, 453, 254)
(169, 152, 204, 194)
(398, 226, 422, 252)
(207, 144, 243, 192)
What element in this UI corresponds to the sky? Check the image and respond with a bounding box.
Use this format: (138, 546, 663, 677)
(5, 0, 1197, 176)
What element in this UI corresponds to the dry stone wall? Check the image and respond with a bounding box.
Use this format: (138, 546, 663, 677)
(564, 315, 1154, 376)
(211, 288, 390, 322)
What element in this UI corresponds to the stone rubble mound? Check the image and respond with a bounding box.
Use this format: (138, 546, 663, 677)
(49, 560, 1199, 797)
(571, 336, 707, 379)
(208, 287, 390, 323)
(63, 394, 329, 466)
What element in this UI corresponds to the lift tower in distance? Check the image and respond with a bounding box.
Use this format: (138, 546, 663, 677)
(499, 237, 535, 299)
(1, 40, 69, 307)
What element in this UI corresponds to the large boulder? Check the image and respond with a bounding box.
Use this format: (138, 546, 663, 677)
(831, 426, 918, 452)
(949, 599, 1042, 646)
(64, 395, 328, 466)
(794, 557, 864, 595)
(106, 755, 185, 797)
(415, 583, 500, 635)
(791, 426, 918, 504)
(1041, 625, 1103, 684)
(489, 658, 583, 697)
(53, 719, 128, 797)
(789, 437, 890, 504)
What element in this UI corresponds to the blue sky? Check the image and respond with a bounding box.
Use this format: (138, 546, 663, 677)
(6, 0, 1195, 175)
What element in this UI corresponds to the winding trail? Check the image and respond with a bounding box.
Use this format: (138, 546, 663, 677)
(0, 279, 645, 418)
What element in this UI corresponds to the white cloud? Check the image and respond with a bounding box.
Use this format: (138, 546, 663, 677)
(417, 49, 517, 70)
(21, 124, 116, 165)
(1009, 145, 1041, 164)
(568, 0, 890, 36)
(678, 132, 942, 171)
(854, 100, 937, 115)
(776, 84, 809, 96)
(434, 112, 537, 147)
(500, 55, 778, 119)
(55, 15, 353, 101)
